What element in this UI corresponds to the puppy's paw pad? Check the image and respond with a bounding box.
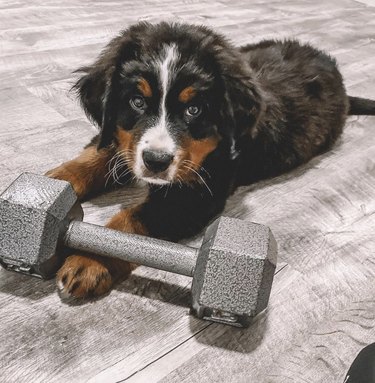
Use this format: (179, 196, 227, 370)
(56, 255, 113, 299)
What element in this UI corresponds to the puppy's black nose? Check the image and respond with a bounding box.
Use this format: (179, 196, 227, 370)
(142, 150, 174, 173)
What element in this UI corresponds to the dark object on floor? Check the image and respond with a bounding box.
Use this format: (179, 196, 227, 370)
(344, 343, 375, 383)
(348, 96, 375, 115)
(0, 172, 277, 327)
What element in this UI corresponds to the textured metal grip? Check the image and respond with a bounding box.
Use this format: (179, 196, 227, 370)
(64, 221, 198, 277)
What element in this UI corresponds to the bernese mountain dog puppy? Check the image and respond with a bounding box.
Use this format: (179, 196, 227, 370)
(47, 22, 375, 299)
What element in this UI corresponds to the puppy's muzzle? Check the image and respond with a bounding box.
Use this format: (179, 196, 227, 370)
(142, 150, 174, 174)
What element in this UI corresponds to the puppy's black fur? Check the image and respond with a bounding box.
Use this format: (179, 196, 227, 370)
(55, 22, 375, 236)
(72, 22, 375, 240)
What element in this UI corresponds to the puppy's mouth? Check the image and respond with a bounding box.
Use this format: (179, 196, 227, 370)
(135, 156, 180, 185)
(140, 175, 171, 185)
(118, 147, 177, 185)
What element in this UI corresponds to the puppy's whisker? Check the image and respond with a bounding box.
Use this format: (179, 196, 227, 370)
(112, 154, 128, 185)
(105, 152, 123, 187)
(118, 168, 133, 179)
(182, 164, 213, 196)
(163, 182, 173, 198)
(176, 175, 183, 189)
(182, 159, 212, 179)
(129, 174, 138, 184)
(104, 171, 113, 188)
(108, 151, 122, 168)
(155, 184, 165, 192)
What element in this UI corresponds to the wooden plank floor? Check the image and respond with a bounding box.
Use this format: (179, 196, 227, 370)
(0, 0, 374, 382)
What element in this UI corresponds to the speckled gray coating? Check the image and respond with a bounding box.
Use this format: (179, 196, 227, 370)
(191, 216, 277, 319)
(0, 173, 277, 325)
(65, 221, 198, 277)
(0, 173, 80, 277)
(1, 173, 77, 220)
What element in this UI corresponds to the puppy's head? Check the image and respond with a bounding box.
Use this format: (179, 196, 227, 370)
(74, 22, 262, 186)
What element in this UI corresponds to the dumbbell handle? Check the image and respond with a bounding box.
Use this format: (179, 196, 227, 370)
(64, 221, 198, 277)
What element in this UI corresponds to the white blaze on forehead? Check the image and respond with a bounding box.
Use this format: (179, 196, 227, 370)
(133, 44, 180, 183)
(141, 44, 179, 152)
(149, 43, 179, 152)
(159, 43, 179, 113)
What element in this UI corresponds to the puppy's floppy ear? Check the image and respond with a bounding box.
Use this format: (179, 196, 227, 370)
(73, 24, 145, 149)
(216, 50, 264, 159)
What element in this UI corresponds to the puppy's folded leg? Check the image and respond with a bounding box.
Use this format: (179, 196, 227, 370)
(46, 141, 116, 200)
(57, 207, 145, 299)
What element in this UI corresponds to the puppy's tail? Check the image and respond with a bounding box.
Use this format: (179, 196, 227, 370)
(348, 96, 375, 115)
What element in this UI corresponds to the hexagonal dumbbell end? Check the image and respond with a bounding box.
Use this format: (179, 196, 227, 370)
(0, 173, 83, 278)
(191, 216, 277, 327)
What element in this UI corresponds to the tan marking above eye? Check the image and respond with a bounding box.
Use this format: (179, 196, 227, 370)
(178, 86, 196, 103)
(137, 78, 152, 98)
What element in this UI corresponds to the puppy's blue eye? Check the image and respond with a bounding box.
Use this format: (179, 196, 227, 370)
(185, 105, 201, 117)
(130, 96, 146, 110)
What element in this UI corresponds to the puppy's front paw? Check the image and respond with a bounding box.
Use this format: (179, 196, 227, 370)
(46, 165, 87, 199)
(56, 254, 115, 299)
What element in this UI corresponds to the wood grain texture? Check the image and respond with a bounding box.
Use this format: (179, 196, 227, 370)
(0, 0, 374, 382)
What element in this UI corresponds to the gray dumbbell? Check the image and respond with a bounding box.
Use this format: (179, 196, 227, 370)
(0, 173, 277, 327)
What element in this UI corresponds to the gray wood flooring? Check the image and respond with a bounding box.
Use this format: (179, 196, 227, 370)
(0, 0, 374, 382)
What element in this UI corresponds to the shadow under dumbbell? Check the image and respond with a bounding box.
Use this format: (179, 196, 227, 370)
(116, 273, 271, 353)
(0, 268, 56, 300)
(114, 273, 192, 308)
(188, 309, 269, 353)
